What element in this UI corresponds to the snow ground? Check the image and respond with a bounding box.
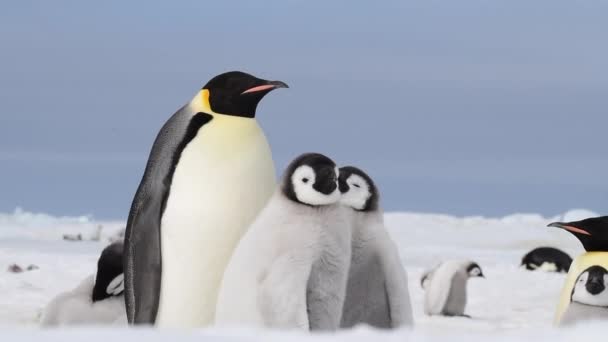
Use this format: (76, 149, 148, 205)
(0, 208, 603, 340)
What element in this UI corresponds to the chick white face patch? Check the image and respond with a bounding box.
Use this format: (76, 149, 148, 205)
(572, 272, 608, 306)
(291, 165, 340, 206)
(106, 273, 125, 296)
(340, 174, 371, 210)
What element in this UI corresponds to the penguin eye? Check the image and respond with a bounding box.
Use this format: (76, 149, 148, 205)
(302, 178, 309, 184)
(352, 183, 361, 188)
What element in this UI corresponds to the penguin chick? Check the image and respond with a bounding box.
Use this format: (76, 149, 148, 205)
(338, 166, 413, 329)
(215, 153, 351, 331)
(422, 260, 484, 317)
(40, 242, 126, 326)
(548, 216, 608, 252)
(521, 247, 572, 273)
(560, 266, 608, 326)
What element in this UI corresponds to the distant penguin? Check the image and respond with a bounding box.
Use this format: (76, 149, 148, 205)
(215, 153, 351, 331)
(422, 260, 484, 317)
(560, 265, 608, 326)
(548, 216, 608, 251)
(338, 166, 413, 329)
(40, 242, 126, 326)
(124, 71, 288, 327)
(521, 247, 572, 273)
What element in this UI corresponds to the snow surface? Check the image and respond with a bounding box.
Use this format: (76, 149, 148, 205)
(1, 208, 604, 340)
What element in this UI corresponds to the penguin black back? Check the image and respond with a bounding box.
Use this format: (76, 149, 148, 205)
(521, 247, 572, 273)
(93, 242, 124, 302)
(548, 216, 608, 252)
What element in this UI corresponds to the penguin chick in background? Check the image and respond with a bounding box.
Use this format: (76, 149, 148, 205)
(548, 216, 608, 252)
(421, 260, 484, 317)
(215, 153, 351, 331)
(40, 242, 126, 326)
(560, 265, 608, 326)
(338, 166, 413, 329)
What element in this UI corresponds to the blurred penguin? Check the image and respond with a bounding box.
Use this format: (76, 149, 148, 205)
(40, 242, 126, 326)
(421, 260, 484, 317)
(521, 247, 572, 273)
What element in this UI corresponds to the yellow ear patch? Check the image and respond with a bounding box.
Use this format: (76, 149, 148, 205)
(192, 89, 213, 114)
(555, 252, 608, 325)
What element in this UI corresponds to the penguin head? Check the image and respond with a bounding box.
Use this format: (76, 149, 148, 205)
(92, 242, 124, 302)
(548, 216, 608, 252)
(571, 266, 608, 306)
(338, 166, 379, 212)
(466, 262, 485, 278)
(282, 153, 340, 207)
(202, 71, 288, 118)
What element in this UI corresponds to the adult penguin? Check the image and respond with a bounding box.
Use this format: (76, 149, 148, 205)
(124, 71, 288, 327)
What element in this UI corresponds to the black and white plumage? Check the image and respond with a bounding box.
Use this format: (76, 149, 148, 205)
(123, 71, 287, 327)
(338, 166, 413, 329)
(40, 242, 126, 326)
(421, 260, 484, 317)
(521, 247, 572, 273)
(548, 216, 608, 252)
(560, 265, 608, 326)
(215, 153, 351, 331)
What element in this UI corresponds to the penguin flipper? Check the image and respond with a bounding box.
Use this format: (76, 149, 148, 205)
(380, 239, 414, 327)
(124, 105, 195, 324)
(257, 254, 312, 330)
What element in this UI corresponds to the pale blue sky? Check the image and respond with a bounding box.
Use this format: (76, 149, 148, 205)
(1, 1, 607, 218)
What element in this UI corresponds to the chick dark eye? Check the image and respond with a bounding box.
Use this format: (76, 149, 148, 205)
(302, 178, 309, 183)
(353, 183, 361, 188)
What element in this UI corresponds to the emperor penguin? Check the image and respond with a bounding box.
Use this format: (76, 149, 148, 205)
(124, 71, 288, 327)
(560, 265, 608, 326)
(338, 166, 413, 329)
(548, 216, 608, 252)
(421, 260, 484, 317)
(214, 153, 351, 331)
(521, 247, 572, 273)
(41, 242, 126, 326)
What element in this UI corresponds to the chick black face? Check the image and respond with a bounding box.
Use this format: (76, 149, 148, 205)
(548, 216, 608, 252)
(466, 262, 485, 278)
(571, 266, 608, 306)
(203, 71, 288, 118)
(282, 153, 340, 207)
(338, 166, 379, 212)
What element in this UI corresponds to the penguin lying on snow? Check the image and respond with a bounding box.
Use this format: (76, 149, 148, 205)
(40, 242, 126, 326)
(521, 247, 572, 273)
(215, 153, 351, 331)
(560, 265, 608, 326)
(124, 71, 287, 327)
(338, 166, 413, 329)
(421, 260, 484, 317)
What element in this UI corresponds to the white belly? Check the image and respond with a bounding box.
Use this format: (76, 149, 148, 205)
(155, 116, 276, 328)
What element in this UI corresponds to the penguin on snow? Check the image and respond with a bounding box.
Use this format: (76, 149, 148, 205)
(124, 71, 287, 327)
(215, 153, 351, 331)
(560, 265, 608, 326)
(338, 166, 413, 329)
(40, 242, 126, 326)
(521, 247, 572, 273)
(421, 260, 484, 317)
(548, 216, 608, 325)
